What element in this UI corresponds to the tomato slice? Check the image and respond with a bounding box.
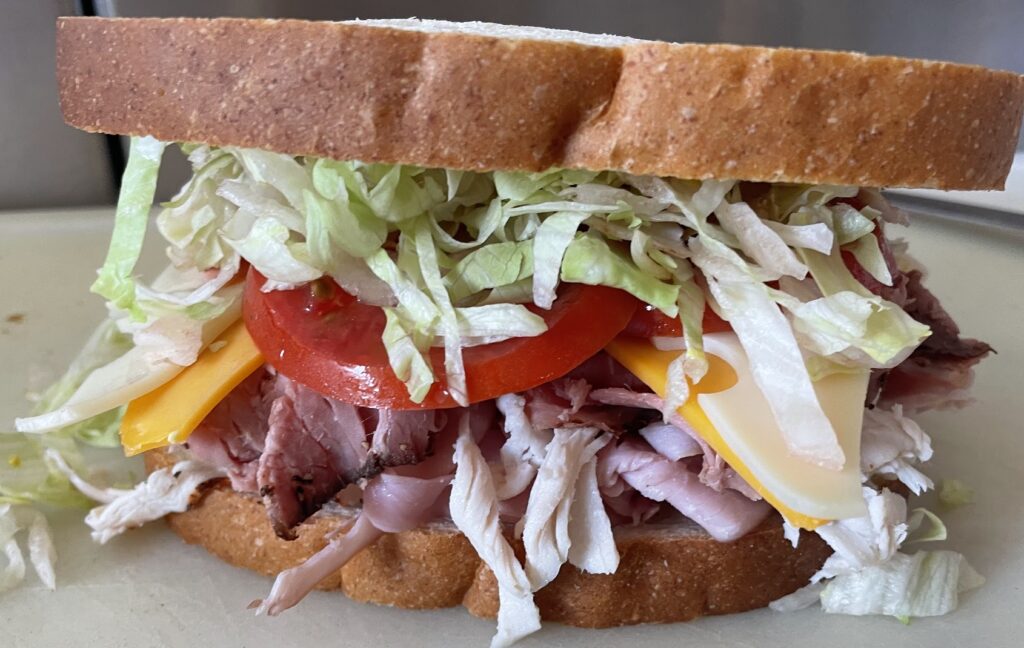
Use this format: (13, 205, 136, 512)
(243, 269, 638, 409)
(622, 304, 731, 338)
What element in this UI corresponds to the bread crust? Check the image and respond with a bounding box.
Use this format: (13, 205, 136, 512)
(145, 447, 831, 627)
(57, 17, 1024, 190)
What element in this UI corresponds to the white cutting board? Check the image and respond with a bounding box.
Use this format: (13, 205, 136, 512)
(2, 208, 1023, 647)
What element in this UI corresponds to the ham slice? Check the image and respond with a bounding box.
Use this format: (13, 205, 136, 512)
(257, 513, 383, 616)
(587, 388, 704, 450)
(363, 473, 452, 533)
(601, 489, 661, 526)
(598, 439, 771, 542)
(523, 380, 639, 433)
(637, 421, 703, 461)
(588, 387, 760, 499)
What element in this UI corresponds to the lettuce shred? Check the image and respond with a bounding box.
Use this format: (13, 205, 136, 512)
(4, 135, 980, 630)
(16, 140, 933, 470)
(78, 146, 930, 414)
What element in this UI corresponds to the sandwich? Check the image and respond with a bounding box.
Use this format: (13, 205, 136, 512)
(10, 16, 1024, 645)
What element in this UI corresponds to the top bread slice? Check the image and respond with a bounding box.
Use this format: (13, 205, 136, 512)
(57, 17, 1024, 190)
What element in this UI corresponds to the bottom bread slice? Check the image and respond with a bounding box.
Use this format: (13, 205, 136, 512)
(146, 448, 831, 628)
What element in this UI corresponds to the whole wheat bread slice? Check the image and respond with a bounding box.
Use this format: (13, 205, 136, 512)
(56, 17, 1024, 191)
(145, 447, 830, 627)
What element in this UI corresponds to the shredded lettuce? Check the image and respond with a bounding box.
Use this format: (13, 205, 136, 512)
(160, 151, 239, 269)
(939, 479, 975, 511)
(847, 233, 893, 286)
(794, 246, 929, 368)
(0, 507, 58, 592)
(367, 165, 446, 223)
(906, 508, 947, 544)
(830, 203, 876, 245)
(531, 212, 590, 308)
(23, 142, 938, 461)
(231, 148, 313, 212)
(820, 550, 983, 618)
(453, 304, 546, 346)
(380, 309, 435, 404)
(716, 201, 808, 278)
(0, 434, 91, 508)
(414, 217, 468, 405)
(446, 241, 534, 303)
(127, 148, 935, 410)
(0, 505, 26, 592)
(226, 216, 321, 290)
(29, 319, 132, 447)
(24, 509, 56, 590)
(763, 220, 834, 254)
(778, 290, 926, 369)
(662, 272, 708, 419)
(304, 176, 387, 259)
(4, 319, 137, 507)
(561, 236, 679, 316)
(16, 291, 241, 435)
(91, 136, 167, 320)
(0, 503, 60, 593)
(707, 277, 845, 470)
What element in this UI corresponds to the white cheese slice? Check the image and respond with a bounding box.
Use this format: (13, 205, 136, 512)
(698, 333, 868, 521)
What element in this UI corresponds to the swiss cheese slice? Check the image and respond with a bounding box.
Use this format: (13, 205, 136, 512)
(120, 320, 263, 456)
(606, 333, 868, 529)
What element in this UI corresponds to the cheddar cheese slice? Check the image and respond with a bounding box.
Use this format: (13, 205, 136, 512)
(120, 320, 263, 456)
(606, 333, 868, 529)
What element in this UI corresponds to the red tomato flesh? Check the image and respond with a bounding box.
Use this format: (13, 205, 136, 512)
(243, 269, 639, 409)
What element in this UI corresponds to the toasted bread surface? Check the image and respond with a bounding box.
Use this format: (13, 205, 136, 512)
(57, 17, 1024, 190)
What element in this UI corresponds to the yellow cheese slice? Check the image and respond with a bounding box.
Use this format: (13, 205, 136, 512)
(606, 333, 868, 530)
(120, 320, 264, 456)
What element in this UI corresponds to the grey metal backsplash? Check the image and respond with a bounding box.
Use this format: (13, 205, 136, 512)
(3, 0, 1022, 209)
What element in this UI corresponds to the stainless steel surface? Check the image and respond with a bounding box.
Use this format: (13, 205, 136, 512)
(888, 194, 1024, 235)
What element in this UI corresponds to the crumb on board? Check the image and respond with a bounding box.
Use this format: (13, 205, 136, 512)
(5, 312, 26, 324)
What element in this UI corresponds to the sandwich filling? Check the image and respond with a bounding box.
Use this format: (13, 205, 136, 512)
(9, 137, 990, 644)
